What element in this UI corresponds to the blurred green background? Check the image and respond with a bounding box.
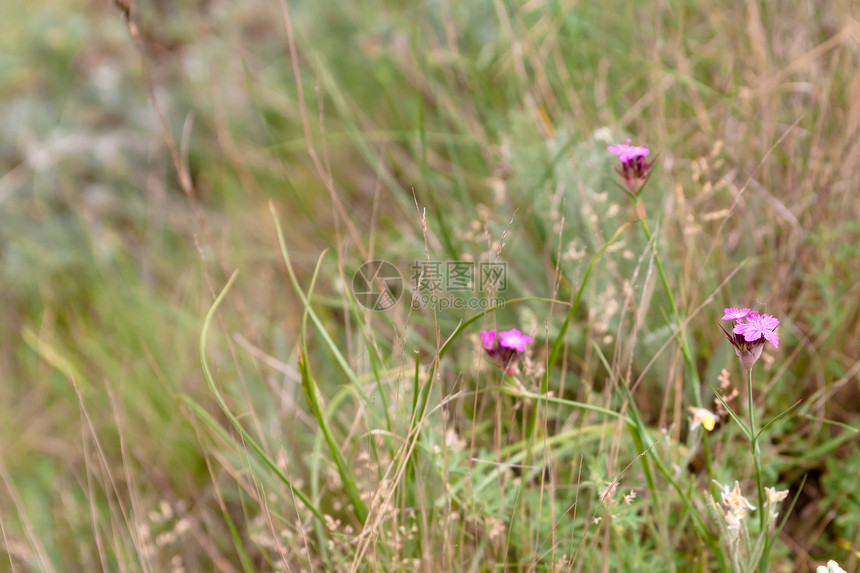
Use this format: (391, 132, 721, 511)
(2, 0, 859, 571)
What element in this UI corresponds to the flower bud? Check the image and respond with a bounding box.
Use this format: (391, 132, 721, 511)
(737, 345, 764, 370)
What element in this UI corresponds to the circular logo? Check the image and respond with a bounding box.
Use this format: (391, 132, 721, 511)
(352, 260, 403, 311)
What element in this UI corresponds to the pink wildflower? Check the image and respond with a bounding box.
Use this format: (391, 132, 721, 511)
(608, 139, 654, 196)
(734, 314, 780, 349)
(720, 306, 780, 369)
(607, 140, 650, 164)
(499, 329, 532, 352)
(480, 328, 533, 375)
(721, 307, 756, 321)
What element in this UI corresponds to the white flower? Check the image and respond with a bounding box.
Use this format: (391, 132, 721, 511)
(765, 486, 789, 520)
(816, 560, 847, 573)
(712, 480, 756, 540)
(725, 510, 742, 532)
(765, 487, 789, 505)
(718, 481, 756, 518)
(688, 407, 717, 431)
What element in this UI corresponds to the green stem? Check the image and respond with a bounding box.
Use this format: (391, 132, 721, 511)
(628, 422, 661, 521)
(748, 368, 766, 533)
(747, 368, 756, 437)
(635, 198, 713, 481)
(636, 204, 677, 318)
(635, 202, 702, 408)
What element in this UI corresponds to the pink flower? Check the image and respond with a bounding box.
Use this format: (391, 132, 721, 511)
(734, 314, 780, 349)
(498, 329, 532, 352)
(607, 139, 650, 164)
(481, 329, 497, 350)
(608, 139, 654, 196)
(719, 306, 780, 369)
(481, 327, 533, 374)
(721, 307, 756, 321)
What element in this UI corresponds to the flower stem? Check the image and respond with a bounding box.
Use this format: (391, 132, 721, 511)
(748, 367, 766, 532)
(635, 200, 698, 404)
(635, 198, 713, 480)
(636, 202, 677, 317)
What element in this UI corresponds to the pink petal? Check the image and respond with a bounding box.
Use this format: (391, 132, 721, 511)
(743, 328, 764, 343)
(481, 330, 497, 350)
(732, 323, 751, 336)
(722, 307, 755, 321)
(734, 321, 765, 343)
(499, 329, 532, 352)
(630, 145, 650, 158)
(763, 329, 779, 348)
(608, 140, 650, 163)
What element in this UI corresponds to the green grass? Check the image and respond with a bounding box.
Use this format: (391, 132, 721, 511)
(2, 0, 860, 571)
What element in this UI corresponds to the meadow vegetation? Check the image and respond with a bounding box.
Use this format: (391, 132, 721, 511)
(2, 0, 860, 571)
